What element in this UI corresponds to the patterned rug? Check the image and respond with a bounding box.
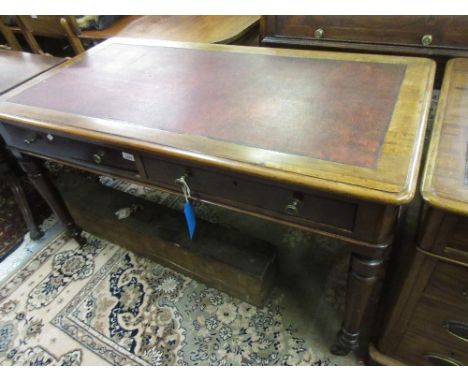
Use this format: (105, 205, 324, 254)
(0, 230, 349, 366)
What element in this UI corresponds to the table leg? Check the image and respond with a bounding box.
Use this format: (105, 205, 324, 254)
(12, 150, 86, 246)
(331, 251, 385, 356)
(4, 172, 44, 240)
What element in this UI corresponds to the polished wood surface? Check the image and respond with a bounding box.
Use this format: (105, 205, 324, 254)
(0, 38, 435, 204)
(113, 16, 259, 43)
(263, 16, 468, 49)
(260, 16, 468, 89)
(0, 50, 64, 95)
(79, 16, 142, 40)
(423, 58, 468, 216)
(377, 57, 468, 365)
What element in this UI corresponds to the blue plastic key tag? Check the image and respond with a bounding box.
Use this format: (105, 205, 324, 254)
(183, 201, 196, 240)
(176, 175, 197, 240)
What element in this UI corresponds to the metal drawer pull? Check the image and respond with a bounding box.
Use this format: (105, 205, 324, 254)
(93, 150, 105, 164)
(442, 320, 468, 342)
(462, 288, 468, 300)
(314, 28, 324, 39)
(424, 353, 462, 366)
(175, 174, 191, 201)
(24, 133, 39, 145)
(285, 198, 301, 216)
(421, 34, 433, 46)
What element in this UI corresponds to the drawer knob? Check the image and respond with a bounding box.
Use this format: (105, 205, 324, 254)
(93, 150, 105, 164)
(462, 288, 468, 300)
(424, 353, 462, 366)
(314, 28, 325, 39)
(24, 134, 39, 145)
(442, 320, 468, 342)
(285, 198, 301, 216)
(421, 34, 433, 46)
(175, 174, 191, 201)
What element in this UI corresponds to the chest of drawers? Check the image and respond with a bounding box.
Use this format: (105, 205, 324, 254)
(377, 58, 468, 365)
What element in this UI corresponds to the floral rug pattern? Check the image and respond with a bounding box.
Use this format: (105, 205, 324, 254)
(0, 231, 339, 366)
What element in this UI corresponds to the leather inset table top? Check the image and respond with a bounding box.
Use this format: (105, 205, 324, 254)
(0, 38, 435, 204)
(0, 50, 64, 96)
(7, 43, 403, 168)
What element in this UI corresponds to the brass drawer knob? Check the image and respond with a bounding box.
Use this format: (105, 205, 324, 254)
(93, 150, 105, 164)
(421, 34, 433, 46)
(285, 198, 301, 216)
(314, 28, 325, 39)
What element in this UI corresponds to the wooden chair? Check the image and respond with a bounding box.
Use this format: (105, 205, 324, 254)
(0, 17, 21, 51)
(15, 16, 85, 55)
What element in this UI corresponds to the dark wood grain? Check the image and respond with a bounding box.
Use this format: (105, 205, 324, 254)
(266, 16, 468, 49)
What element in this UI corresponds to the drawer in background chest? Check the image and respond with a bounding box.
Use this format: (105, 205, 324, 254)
(396, 331, 468, 366)
(142, 155, 358, 234)
(423, 260, 468, 310)
(266, 16, 468, 49)
(406, 296, 468, 355)
(1, 124, 140, 178)
(444, 216, 468, 260)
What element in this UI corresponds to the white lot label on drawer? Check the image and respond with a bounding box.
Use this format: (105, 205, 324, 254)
(122, 152, 135, 161)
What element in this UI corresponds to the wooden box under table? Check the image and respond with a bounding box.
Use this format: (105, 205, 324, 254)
(0, 38, 435, 354)
(377, 59, 468, 365)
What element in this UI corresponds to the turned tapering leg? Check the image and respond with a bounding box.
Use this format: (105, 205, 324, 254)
(4, 173, 44, 240)
(12, 151, 86, 246)
(331, 252, 385, 356)
(0, 145, 43, 240)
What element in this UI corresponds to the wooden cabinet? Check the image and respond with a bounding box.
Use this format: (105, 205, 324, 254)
(260, 16, 468, 87)
(262, 16, 468, 49)
(376, 59, 468, 365)
(261, 16, 468, 55)
(378, 247, 468, 366)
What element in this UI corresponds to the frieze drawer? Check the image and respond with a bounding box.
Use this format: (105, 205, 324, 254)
(0, 123, 139, 177)
(142, 154, 358, 233)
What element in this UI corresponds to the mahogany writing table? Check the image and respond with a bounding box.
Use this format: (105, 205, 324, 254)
(0, 50, 64, 240)
(0, 38, 435, 355)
